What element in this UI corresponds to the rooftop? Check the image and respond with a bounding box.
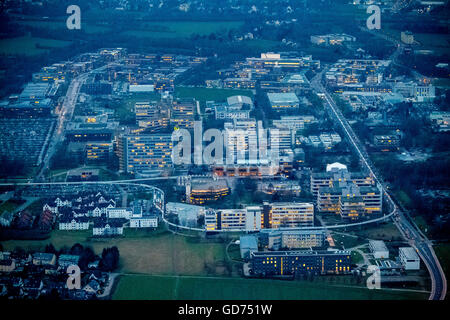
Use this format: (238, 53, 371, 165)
(267, 92, 299, 104)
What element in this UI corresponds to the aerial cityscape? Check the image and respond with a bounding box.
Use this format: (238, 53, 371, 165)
(0, 0, 448, 306)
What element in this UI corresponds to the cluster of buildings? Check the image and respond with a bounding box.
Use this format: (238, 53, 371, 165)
(325, 59, 391, 94)
(209, 95, 254, 120)
(311, 163, 382, 221)
(239, 233, 350, 277)
(43, 192, 158, 236)
(368, 240, 421, 276)
(213, 52, 319, 92)
(205, 201, 314, 232)
(60, 49, 207, 170)
(310, 34, 356, 46)
(0, 250, 112, 300)
(429, 111, 450, 132)
(325, 59, 435, 103)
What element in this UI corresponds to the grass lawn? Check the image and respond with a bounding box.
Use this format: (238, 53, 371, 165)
(413, 215, 430, 236)
(16, 19, 111, 34)
(351, 251, 364, 264)
(174, 86, 254, 109)
(0, 200, 21, 216)
(112, 274, 428, 300)
(0, 36, 71, 56)
(1, 229, 226, 275)
(394, 190, 413, 209)
(332, 233, 365, 250)
(352, 222, 403, 241)
(433, 78, 450, 89)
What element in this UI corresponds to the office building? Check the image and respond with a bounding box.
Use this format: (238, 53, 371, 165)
(259, 229, 326, 250)
(171, 98, 195, 129)
(268, 202, 314, 228)
(250, 250, 351, 276)
(310, 167, 374, 197)
(122, 133, 173, 175)
(187, 179, 230, 205)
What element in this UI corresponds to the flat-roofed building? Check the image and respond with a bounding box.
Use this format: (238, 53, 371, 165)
(369, 240, 389, 259)
(259, 229, 326, 250)
(19, 83, 50, 101)
(85, 142, 113, 163)
(429, 111, 450, 132)
(399, 247, 420, 270)
(273, 115, 316, 131)
(66, 115, 118, 142)
(122, 133, 173, 175)
(310, 167, 374, 197)
(223, 77, 256, 89)
(170, 98, 195, 129)
(267, 92, 299, 110)
(250, 250, 351, 276)
(318, 183, 382, 220)
(0, 99, 53, 118)
(135, 101, 170, 132)
(269, 202, 314, 228)
(373, 135, 400, 151)
(240, 235, 258, 259)
(129, 84, 154, 92)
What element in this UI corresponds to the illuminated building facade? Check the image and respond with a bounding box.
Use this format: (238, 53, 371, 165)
(250, 250, 351, 276)
(123, 134, 173, 175)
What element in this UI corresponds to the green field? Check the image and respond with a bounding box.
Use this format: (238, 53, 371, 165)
(112, 274, 428, 300)
(1, 229, 227, 275)
(352, 222, 403, 241)
(17, 19, 110, 34)
(0, 200, 21, 216)
(121, 21, 244, 38)
(0, 36, 71, 56)
(14, 16, 243, 40)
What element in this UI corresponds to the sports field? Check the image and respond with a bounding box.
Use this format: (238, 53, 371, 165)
(112, 274, 428, 300)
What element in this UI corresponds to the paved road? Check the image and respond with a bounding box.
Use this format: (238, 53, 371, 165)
(35, 61, 122, 181)
(310, 60, 446, 300)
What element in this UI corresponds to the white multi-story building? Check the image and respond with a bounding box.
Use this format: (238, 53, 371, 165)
(92, 221, 124, 236)
(269, 202, 314, 228)
(59, 217, 89, 230)
(399, 247, 420, 270)
(130, 216, 158, 228)
(369, 240, 389, 259)
(273, 115, 316, 131)
(106, 207, 132, 219)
